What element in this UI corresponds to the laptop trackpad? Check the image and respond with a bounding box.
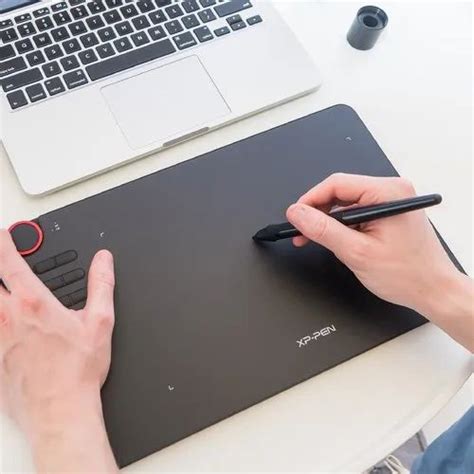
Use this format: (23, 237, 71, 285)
(101, 56, 231, 149)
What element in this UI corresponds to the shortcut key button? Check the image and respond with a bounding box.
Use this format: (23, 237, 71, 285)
(54, 250, 78, 267)
(70, 288, 87, 305)
(63, 268, 85, 285)
(34, 257, 56, 274)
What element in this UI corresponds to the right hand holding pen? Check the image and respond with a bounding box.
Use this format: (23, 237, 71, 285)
(286, 173, 473, 352)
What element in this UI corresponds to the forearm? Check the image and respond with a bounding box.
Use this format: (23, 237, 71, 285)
(28, 390, 118, 474)
(417, 269, 474, 352)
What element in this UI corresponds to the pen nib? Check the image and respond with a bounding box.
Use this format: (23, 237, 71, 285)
(252, 227, 275, 242)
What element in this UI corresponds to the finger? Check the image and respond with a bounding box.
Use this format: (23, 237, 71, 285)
(0, 230, 46, 295)
(85, 250, 115, 324)
(292, 235, 309, 247)
(287, 203, 368, 259)
(298, 173, 399, 208)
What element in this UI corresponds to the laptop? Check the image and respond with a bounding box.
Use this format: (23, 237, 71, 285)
(0, 0, 321, 195)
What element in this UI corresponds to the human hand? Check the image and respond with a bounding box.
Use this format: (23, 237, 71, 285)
(286, 173, 462, 317)
(0, 230, 118, 472)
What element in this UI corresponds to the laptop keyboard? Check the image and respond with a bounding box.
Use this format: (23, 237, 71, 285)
(0, 0, 262, 110)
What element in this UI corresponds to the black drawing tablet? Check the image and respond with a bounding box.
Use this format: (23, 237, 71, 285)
(13, 105, 461, 467)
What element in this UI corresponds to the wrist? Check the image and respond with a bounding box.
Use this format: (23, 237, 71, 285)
(26, 385, 104, 446)
(415, 266, 474, 351)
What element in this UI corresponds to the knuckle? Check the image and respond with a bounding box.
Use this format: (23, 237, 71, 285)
(19, 293, 43, 314)
(329, 172, 347, 185)
(308, 215, 329, 241)
(397, 178, 416, 196)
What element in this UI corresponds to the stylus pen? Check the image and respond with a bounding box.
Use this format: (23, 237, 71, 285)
(253, 194, 442, 242)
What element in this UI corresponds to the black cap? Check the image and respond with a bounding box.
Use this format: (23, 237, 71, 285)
(347, 5, 388, 50)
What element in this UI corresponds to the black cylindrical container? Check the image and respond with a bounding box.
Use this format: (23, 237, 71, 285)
(347, 5, 388, 50)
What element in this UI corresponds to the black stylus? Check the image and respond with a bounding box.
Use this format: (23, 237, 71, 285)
(253, 194, 442, 242)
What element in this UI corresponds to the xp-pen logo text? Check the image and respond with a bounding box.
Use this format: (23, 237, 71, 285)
(297, 325, 336, 348)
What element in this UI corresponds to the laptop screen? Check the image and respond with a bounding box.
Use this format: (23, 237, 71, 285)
(0, 0, 40, 14)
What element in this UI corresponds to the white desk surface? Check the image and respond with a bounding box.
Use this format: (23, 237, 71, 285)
(0, 1, 472, 472)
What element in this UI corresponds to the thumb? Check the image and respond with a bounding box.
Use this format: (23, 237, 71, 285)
(85, 250, 115, 324)
(286, 203, 366, 259)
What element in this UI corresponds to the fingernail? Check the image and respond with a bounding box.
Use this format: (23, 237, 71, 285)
(288, 203, 306, 217)
(97, 249, 113, 265)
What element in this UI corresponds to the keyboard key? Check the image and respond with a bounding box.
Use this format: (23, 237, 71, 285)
(96, 43, 115, 58)
(0, 45, 16, 61)
(7, 90, 28, 109)
(98, 26, 117, 42)
(165, 20, 183, 35)
(87, 38, 175, 80)
(113, 36, 132, 52)
(45, 44, 64, 60)
(173, 31, 196, 49)
(80, 31, 99, 47)
(120, 4, 139, 18)
(182, 14, 199, 29)
(45, 76, 66, 95)
(25, 83, 47, 102)
(51, 26, 70, 41)
(36, 16, 55, 31)
(70, 0, 87, 4)
(0, 57, 27, 78)
(0, 20, 14, 29)
(15, 38, 34, 54)
(132, 15, 151, 30)
(231, 20, 246, 30)
(194, 25, 212, 42)
(199, 0, 215, 6)
(26, 50, 46, 66)
(61, 55, 80, 70)
(165, 4, 184, 19)
(106, 0, 123, 7)
(33, 32, 52, 48)
(182, 0, 199, 13)
(79, 48, 98, 64)
(104, 10, 121, 24)
(14, 14, 32, 24)
(226, 14, 241, 25)
(52, 2, 68, 11)
(148, 25, 166, 40)
(33, 257, 56, 274)
(155, 0, 171, 6)
(115, 21, 133, 36)
(42, 61, 62, 77)
(87, 1, 106, 14)
(71, 6, 89, 19)
(137, 1, 155, 13)
(18, 22, 36, 37)
(131, 31, 150, 47)
(53, 11, 72, 25)
(63, 38, 81, 53)
(198, 9, 216, 23)
(1, 68, 43, 92)
(214, 0, 252, 18)
(247, 14, 262, 26)
(86, 15, 105, 29)
(1, 28, 19, 43)
(33, 8, 50, 18)
(149, 10, 166, 24)
(63, 69, 88, 88)
(69, 20, 87, 35)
